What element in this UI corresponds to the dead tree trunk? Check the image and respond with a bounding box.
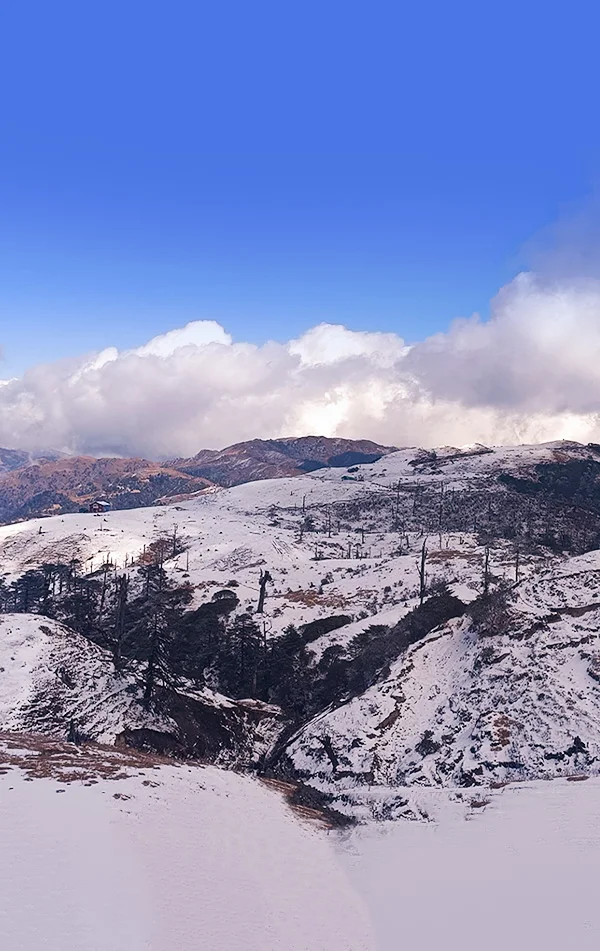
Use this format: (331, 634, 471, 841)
(483, 545, 490, 598)
(256, 569, 272, 614)
(418, 542, 427, 606)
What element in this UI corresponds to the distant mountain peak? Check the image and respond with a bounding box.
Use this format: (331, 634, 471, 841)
(175, 435, 396, 487)
(0, 435, 396, 524)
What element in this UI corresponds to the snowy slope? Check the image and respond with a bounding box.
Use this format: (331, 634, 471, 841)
(285, 548, 600, 814)
(0, 614, 281, 764)
(0, 734, 373, 951)
(3, 732, 600, 951)
(0, 439, 563, 637)
(3, 441, 600, 949)
(3, 439, 600, 810)
(0, 613, 169, 742)
(341, 775, 600, 951)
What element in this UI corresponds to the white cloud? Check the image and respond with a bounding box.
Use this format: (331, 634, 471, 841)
(2, 276, 600, 458)
(405, 273, 600, 415)
(132, 320, 232, 358)
(289, 323, 407, 368)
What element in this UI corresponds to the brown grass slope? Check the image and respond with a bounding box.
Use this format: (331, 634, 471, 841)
(0, 456, 213, 523)
(173, 435, 395, 487)
(0, 436, 395, 524)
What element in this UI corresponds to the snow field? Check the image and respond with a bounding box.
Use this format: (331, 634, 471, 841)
(341, 775, 600, 950)
(0, 754, 374, 951)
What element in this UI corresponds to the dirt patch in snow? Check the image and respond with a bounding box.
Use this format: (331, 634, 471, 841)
(280, 588, 353, 609)
(0, 731, 174, 784)
(261, 777, 355, 829)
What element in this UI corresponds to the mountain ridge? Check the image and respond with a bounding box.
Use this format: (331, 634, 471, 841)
(0, 436, 395, 524)
(2, 437, 600, 823)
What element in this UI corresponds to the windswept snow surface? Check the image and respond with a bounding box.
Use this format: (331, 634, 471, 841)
(340, 776, 600, 950)
(3, 735, 600, 951)
(0, 746, 373, 951)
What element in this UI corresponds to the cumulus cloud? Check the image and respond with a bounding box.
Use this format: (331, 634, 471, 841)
(133, 320, 232, 358)
(1, 272, 600, 458)
(406, 273, 600, 415)
(289, 324, 407, 368)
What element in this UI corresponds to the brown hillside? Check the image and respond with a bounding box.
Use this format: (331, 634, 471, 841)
(0, 436, 395, 524)
(173, 436, 395, 487)
(0, 456, 213, 523)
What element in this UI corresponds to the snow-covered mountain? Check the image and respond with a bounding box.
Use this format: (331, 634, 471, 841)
(0, 435, 393, 523)
(2, 438, 600, 818)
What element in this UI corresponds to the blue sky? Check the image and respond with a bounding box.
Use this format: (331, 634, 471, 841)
(1, 0, 598, 376)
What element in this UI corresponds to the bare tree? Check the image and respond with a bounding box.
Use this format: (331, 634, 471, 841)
(257, 569, 273, 614)
(483, 545, 490, 598)
(417, 541, 427, 607)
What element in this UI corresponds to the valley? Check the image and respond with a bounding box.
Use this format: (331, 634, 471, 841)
(3, 438, 600, 947)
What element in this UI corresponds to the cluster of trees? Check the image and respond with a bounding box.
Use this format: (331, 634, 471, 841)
(0, 555, 193, 702)
(0, 551, 316, 716)
(332, 464, 600, 557)
(0, 545, 470, 726)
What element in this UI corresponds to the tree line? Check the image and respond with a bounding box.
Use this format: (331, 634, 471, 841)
(0, 548, 474, 729)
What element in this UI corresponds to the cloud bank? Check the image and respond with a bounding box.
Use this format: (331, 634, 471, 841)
(2, 271, 600, 458)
